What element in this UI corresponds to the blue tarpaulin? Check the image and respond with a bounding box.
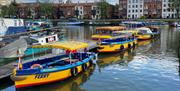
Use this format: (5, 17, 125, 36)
(5, 26, 27, 35)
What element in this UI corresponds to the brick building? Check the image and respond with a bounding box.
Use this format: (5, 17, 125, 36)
(119, 0, 127, 18)
(144, 0, 162, 18)
(16, 3, 41, 19)
(14, 0, 115, 20)
(54, 3, 101, 19)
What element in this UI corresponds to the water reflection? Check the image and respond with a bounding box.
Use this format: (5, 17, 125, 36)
(16, 65, 96, 91)
(97, 49, 136, 68)
(1, 26, 180, 91)
(61, 26, 94, 41)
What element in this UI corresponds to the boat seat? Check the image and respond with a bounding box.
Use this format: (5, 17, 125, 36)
(41, 57, 70, 67)
(65, 59, 79, 63)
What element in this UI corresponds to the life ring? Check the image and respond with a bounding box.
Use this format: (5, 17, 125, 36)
(82, 63, 87, 72)
(71, 67, 78, 76)
(30, 64, 43, 69)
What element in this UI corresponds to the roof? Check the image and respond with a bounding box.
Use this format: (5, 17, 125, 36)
(96, 26, 126, 31)
(32, 41, 88, 51)
(136, 27, 153, 34)
(146, 26, 159, 29)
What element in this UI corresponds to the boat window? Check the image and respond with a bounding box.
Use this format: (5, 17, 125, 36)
(96, 30, 112, 35)
(46, 38, 48, 43)
(139, 30, 148, 34)
(151, 28, 158, 32)
(54, 36, 56, 41)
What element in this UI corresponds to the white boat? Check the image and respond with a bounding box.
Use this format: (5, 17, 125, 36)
(58, 18, 84, 25)
(30, 33, 59, 45)
(0, 18, 26, 41)
(174, 22, 180, 27)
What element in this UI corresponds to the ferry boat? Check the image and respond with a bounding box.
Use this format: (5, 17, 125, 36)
(0, 31, 59, 58)
(135, 27, 153, 40)
(146, 26, 160, 37)
(97, 32, 137, 53)
(26, 21, 52, 31)
(91, 26, 126, 40)
(169, 22, 180, 27)
(11, 41, 97, 88)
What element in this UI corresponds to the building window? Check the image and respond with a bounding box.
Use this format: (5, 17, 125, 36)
(129, 5, 131, 8)
(136, 5, 138, 8)
(129, 10, 131, 12)
(132, 5, 134, 8)
(140, 5, 142, 8)
(132, 10, 134, 12)
(140, 10, 142, 12)
(164, 4, 166, 7)
(136, 10, 138, 12)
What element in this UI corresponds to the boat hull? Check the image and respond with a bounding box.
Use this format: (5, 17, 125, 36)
(97, 40, 137, 53)
(136, 35, 152, 40)
(91, 35, 112, 40)
(12, 61, 92, 88)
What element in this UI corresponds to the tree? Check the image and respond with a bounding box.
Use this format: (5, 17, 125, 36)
(98, 0, 110, 19)
(0, 6, 8, 17)
(8, 2, 18, 18)
(0, 2, 17, 18)
(171, 0, 180, 18)
(40, 3, 54, 19)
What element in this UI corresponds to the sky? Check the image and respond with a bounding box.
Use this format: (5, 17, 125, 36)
(15, 0, 119, 5)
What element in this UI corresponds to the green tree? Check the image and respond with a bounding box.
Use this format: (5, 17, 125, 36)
(98, 0, 110, 19)
(40, 3, 54, 19)
(171, 0, 180, 18)
(8, 2, 17, 18)
(0, 2, 17, 18)
(0, 6, 8, 17)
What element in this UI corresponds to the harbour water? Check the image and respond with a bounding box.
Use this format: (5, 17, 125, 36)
(0, 25, 180, 91)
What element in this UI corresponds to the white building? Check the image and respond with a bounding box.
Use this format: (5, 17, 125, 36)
(127, 0, 144, 19)
(91, 5, 100, 19)
(162, 0, 176, 18)
(75, 5, 84, 19)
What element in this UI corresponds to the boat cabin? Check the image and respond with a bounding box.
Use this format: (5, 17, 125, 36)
(92, 26, 126, 40)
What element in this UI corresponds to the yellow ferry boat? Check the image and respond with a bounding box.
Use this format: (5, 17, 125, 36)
(97, 32, 137, 53)
(91, 26, 126, 40)
(11, 41, 97, 88)
(134, 27, 153, 40)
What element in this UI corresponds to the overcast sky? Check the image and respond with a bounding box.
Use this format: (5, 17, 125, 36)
(16, 0, 118, 5)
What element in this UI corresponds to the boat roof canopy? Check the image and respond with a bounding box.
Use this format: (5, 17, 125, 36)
(32, 41, 88, 51)
(113, 30, 137, 34)
(96, 26, 126, 31)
